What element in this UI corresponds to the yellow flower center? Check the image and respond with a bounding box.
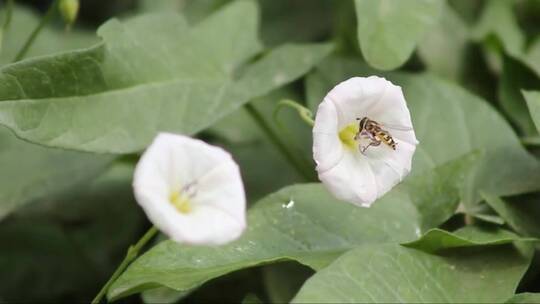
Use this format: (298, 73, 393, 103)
(338, 123, 359, 150)
(169, 191, 192, 214)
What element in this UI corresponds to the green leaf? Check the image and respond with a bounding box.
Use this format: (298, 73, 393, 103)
(469, 213, 505, 225)
(447, 0, 483, 24)
(417, 3, 469, 80)
(306, 57, 540, 207)
(292, 244, 532, 303)
(472, 0, 525, 58)
(0, 126, 113, 219)
(0, 5, 97, 65)
(403, 151, 480, 232)
(499, 58, 540, 136)
(403, 226, 534, 253)
(0, 1, 332, 153)
(523, 90, 540, 134)
(109, 151, 477, 301)
(397, 76, 540, 206)
(139, 0, 230, 24)
(0, 5, 112, 219)
(482, 192, 540, 238)
(141, 287, 188, 304)
(258, 0, 337, 47)
(523, 38, 540, 78)
(107, 183, 423, 300)
(138, 0, 182, 14)
(505, 293, 540, 303)
(0, 163, 145, 301)
(354, 0, 444, 70)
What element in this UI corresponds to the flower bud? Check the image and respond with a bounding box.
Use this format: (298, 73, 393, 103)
(59, 0, 79, 26)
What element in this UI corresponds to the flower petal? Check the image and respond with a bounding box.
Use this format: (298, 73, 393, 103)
(363, 138, 416, 177)
(313, 100, 344, 172)
(313, 76, 418, 207)
(185, 161, 247, 244)
(369, 84, 418, 145)
(326, 76, 391, 129)
(133, 132, 246, 245)
(318, 150, 378, 207)
(365, 139, 416, 200)
(168, 206, 245, 245)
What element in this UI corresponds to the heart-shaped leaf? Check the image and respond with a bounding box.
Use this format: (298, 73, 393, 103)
(292, 243, 532, 303)
(0, 1, 332, 154)
(107, 183, 422, 300)
(354, 0, 444, 70)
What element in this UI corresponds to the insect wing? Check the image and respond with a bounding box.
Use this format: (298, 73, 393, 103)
(380, 122, 413, 131)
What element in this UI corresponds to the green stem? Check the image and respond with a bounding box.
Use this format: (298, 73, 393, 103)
(272, 99, 317, 176)
(0, 0, 14, 52)
(273, 99, 315, 127)
(91, 226, 158, 304)
(245, 103, 313, 181)
(13, 0, 59, 62)
(2, 0, 14, 30)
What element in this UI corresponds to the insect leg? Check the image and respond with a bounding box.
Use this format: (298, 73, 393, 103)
(360, 138, 381, 154)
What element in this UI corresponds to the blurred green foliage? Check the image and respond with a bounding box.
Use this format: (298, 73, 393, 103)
(0, 0, 540, 303)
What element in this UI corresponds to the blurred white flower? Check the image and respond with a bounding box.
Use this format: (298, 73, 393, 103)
(133, 133, 246, 245)
(313, 76, 418, 207)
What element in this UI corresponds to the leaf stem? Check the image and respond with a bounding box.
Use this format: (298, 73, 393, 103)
(273, 99, 315, 127)
(272, 99, 317, 177)
(0, 0, 14, 54)
(91, 226, 158, 304)
(13, 0, 59, 62)
(245, 103, 314, 181)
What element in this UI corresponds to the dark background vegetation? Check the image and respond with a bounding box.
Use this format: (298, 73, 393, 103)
(1, 0, 540, 303)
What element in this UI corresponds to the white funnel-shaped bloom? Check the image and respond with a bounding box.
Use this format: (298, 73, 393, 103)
(313, 77, 418, 207)
(133, 133, 246, 245)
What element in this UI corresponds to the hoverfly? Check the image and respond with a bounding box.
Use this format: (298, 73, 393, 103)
(354, 117, 411, 153)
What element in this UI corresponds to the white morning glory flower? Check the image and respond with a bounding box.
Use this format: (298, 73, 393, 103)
(133, 133, 246, 245)
(313, 76, 418, 207)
